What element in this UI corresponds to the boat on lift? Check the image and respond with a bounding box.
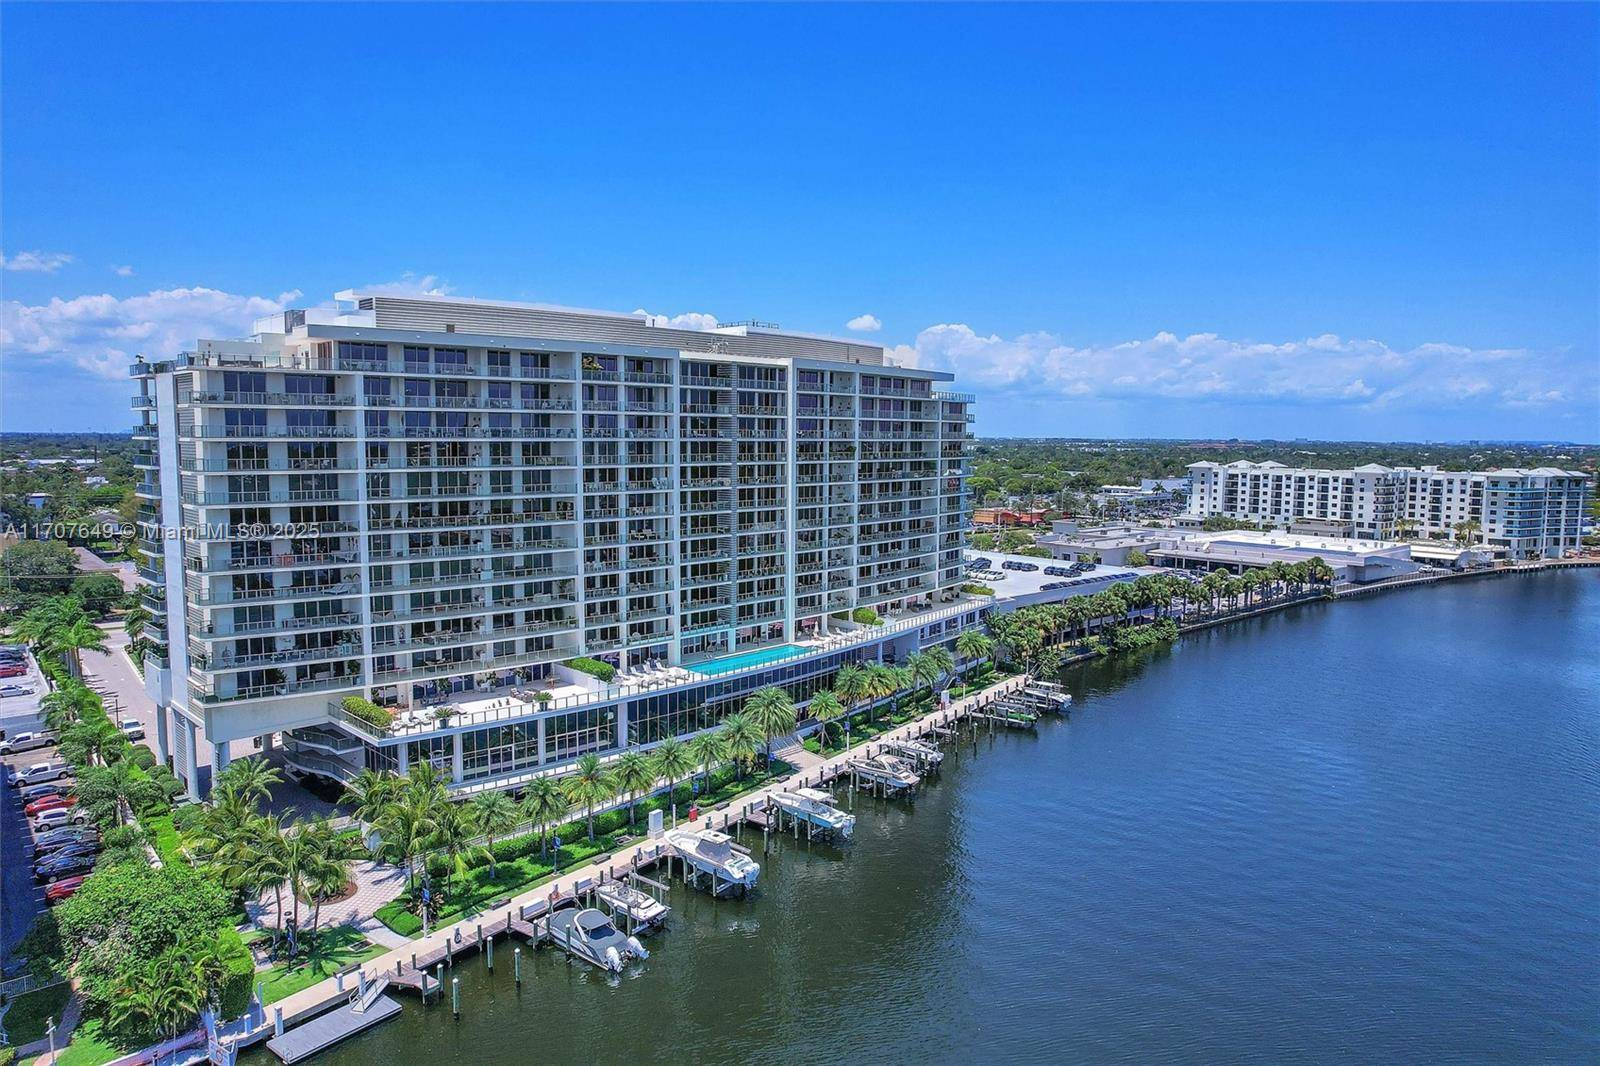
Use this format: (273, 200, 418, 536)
(665, 827, 761, 892)
(848, 752, 922, 791)
(769, 787, 856, 838)
(544, 907, 650, 973)
(594, 878, 671, 933)
(881, 737, 945, 769)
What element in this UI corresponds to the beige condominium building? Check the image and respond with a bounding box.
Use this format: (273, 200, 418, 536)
(1185, 460, 1588, 559)
(132, 292, 981, 797)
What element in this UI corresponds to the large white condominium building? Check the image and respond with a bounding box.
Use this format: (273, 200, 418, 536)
(1185, 460, 1588, 558)
(132, 291, 981, 798)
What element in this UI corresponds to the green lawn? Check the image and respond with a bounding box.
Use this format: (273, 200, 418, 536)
(2, 982, 71, 1044)
(256, 925, 388, 1004)
(38, 1016, 126, 1066)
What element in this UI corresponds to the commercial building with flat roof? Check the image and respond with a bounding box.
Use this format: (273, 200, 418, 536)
(132, 291, 981, 797)
(1147, 529, 1418, 584)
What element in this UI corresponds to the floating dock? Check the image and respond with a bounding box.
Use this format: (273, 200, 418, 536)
(266, 982, 402, 1064)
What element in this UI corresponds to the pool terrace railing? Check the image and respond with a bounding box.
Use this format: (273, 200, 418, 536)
(327, 594, 992, 743)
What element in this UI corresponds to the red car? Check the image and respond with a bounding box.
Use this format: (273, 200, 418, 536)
(0, 664, 26, 678)
(44, 875, 88, 903)
(25, 794, 77, 818)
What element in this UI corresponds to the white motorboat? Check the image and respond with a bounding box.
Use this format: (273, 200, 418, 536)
(770, 787, 856, 838)
(882, 737, 944, 768)
(849, 752, 921, 790)
(544, 907, 650, 973)
(665, 827, 761, 890)
(594, 879, 671, 931)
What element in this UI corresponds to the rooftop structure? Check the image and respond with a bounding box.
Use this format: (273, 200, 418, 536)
(131, 290, 980, 798)
(1146, 529, 1418, 583)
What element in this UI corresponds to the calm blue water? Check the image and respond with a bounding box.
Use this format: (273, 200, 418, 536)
(691, 643, 808, 676)
(290, 570, 1599, 1064)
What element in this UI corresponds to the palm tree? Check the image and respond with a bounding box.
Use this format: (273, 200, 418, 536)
(606, 748, 651, 828)
(214, 755, 282, 812)
(686, 729, 727, 795)
(49, 616, 109, 678)
(744, 686, 797, 767)
(922, 646, 956, 691)
(563, 754, 616, 842)
(40, 680, 99, 732)
(376, 789, 440, 892)
(297, 816, 352, 934)
(718, 713, 763, 780)
(649, 737, 694, 826)
(123, 601, 151, 643)
(344, 768, 397, 829)
(429, 800, 483, 891)
(865, 663, 904, 720)
(521, 776, 569, 858)
(832, 663, 871, 745)
(471, 791, 520, 879)
(59, 713, 125, 768)
(807, 691, 845, 748)
(247, 814, 292, 941)
(955, 630, 994, 680)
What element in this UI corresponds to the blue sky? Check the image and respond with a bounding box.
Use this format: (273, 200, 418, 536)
(2, 3, 1596, 441)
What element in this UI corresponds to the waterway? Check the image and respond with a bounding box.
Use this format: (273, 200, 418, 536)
(278, 570, 1599, 1063)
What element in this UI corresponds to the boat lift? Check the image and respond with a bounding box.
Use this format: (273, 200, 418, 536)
(879, 737, 945, 771)
(767, 787, 856, 841)
(847, 752, 921, 795)
(594, 873, 672, 935)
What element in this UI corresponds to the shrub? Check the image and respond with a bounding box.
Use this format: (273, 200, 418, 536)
(566, 656, 616, 683)
(171, 802, 206, 834)
(215, 926, 255, 1018)
(340, 696, 394, 730)
(962, 583, 995, 596)
(129, 744, 157, 770)
(534, 691, 551, 703)
(851, 607, 882, 626)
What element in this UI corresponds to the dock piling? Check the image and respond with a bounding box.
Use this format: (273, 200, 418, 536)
(451, 977, 460, 1021)
(514, 946, 522, 987)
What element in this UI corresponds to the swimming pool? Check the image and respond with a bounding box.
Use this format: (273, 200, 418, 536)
(690, 644, 808, 676)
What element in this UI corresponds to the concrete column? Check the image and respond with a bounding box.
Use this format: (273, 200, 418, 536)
(536, 716, 548, 765)
(213, 739, 230, 775)
(451, 730, 464, 784)
(153, 700, 171, 766)
(397, 741, 410, 775)
(614, 700, 629, 749)
(182, 715, 201, 802)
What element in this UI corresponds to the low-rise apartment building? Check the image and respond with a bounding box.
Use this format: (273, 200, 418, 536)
(1186, 461, 1587, 558)
(131, 291, 980, 797)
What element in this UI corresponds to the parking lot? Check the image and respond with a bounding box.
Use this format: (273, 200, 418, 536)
(1, 746, 68, 970)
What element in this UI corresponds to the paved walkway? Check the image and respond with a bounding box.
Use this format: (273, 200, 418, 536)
(245, 858, 408, 939)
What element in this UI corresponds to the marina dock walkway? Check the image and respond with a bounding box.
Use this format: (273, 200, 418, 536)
(240, 672, 1032, 1057)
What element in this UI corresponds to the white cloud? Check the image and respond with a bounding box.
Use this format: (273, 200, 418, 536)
(1, 285, 302, 380)
(887, 324, 1597, 414)
(359, 272, 452, 297)
(2, 250, 74, 273)
(633, 309, 720, 331)
(111, 265, 135, 277)
(846, 313, 882, 333)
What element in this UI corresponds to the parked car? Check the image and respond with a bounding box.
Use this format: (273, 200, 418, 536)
(117, 718, 146, 741)
(34, 840, 99, 872)
(8, 761, 70, 786)
(31, 806, 89, 833)
(33, 828, 99, 855)
(45, 875, 89, 903)
(0, 684, 35, 698)
(0, 731, 57, 755)
(19, 781, 72, 804)
(34, 852, 95, 883)
(25, 794, 78, 818)
(0, 664, 28, 679)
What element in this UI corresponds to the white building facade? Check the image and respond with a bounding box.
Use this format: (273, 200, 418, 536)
(132, 292, 980, 797)
(1186, 461, 1587, 559)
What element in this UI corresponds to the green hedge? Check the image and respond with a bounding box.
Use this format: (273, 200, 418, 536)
(565, 656, 616, 683)
(340, 696, 395, 730)
(851, 607, 882, 626)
